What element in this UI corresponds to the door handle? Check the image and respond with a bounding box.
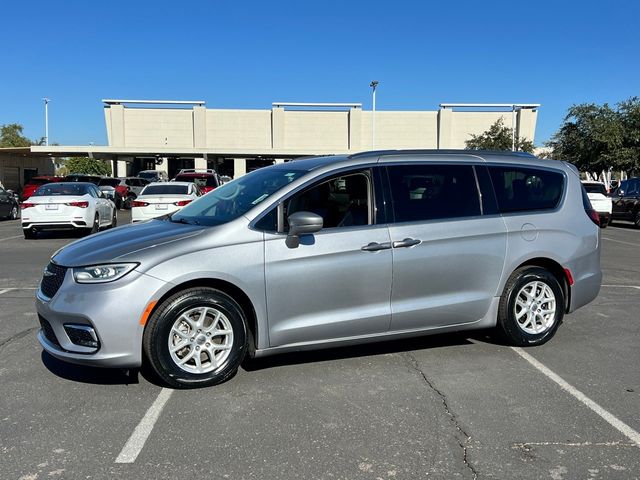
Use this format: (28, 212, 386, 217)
(392, 238, 421, 248)
(361, 242, 392, 252)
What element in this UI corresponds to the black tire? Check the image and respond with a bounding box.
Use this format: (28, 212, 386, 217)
(634, 211, 640, 229)
(124, 195, 135, 210)
(86, 214, 99, 236)
(23, 228, 36, 239)
(497, 266, 564, 346)
(108, 209, 117, 229)
(143, 287, 248, 389)
(9, 204, 19, 220)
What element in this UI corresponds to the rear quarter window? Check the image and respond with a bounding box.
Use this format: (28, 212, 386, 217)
(488, 166, 565, 213)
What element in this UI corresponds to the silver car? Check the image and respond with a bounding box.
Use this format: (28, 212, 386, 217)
(35, 150, 602, 388)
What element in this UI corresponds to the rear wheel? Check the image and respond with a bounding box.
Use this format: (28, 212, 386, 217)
(23, 228, 37, 239)
(634, 211, 640, 229)
(86, 214, 99, 235)
(9, 205, 18, 220)
(108, 209, 117, 229)
(497, 266, 564, 346)
(143, 287, 248, 389)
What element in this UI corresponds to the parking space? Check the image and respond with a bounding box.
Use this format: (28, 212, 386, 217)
(0, 215, 638, 479)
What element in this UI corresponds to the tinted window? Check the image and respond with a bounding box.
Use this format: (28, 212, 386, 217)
(33, 183, 90, 196)
(387, 164, 481, 222)
(142, 184, 189, 195)
(489, 166, 564, 213)
(583, 183, 607, 195)
(175, 175, 219, 187)
(99, 178, 120, 187)
(286, 172, 371, 229)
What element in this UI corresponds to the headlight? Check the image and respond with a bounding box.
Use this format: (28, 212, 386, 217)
(73, 263, 138, 283)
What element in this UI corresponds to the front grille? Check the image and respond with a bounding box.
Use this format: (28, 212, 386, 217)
(39, 315, 61, 348)
(40, 263, 67, 299)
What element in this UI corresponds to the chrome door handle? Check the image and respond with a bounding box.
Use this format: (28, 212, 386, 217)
(392, 238, 421, 248)
(361, 242, 392, 252)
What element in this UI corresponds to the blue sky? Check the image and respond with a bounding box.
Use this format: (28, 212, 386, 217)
(1, 0, 638, 146)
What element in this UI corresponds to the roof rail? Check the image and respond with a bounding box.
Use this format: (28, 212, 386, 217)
(348, 149, 537, 160)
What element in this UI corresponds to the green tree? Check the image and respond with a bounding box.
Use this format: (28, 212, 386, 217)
(465, 118, 534, 153)
(64, 157, 112, 176)
(547, 97, 640, 175)
(0, 123, 32, 147)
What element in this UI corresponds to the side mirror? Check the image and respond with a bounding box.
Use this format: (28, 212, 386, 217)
(287, 211, 323, 238)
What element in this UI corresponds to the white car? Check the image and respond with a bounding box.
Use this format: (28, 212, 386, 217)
(20, 182, 116, 239)
(582, 181, 612, 227)
(131, 182, 200, 223)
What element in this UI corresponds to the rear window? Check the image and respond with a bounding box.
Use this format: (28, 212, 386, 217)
(175, 175, 218, 187)
(583, 183, 607, 195)
(28, 178, 55, 186)
(142, 184, 189, 195)
(489, 166, 564, 213)
(33, 184, 89, 196)
(99, 178, 120, 187)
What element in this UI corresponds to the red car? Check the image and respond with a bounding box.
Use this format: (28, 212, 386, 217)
(21, 176, 63, 201)
(173, 169, 221, 194)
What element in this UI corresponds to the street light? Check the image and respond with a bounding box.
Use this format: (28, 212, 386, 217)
(370, 81, 378, 149)
(42, 98, 50, 146)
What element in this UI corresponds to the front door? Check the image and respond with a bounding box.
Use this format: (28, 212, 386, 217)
(264, 169, 393, 347)
(385, 163, 507, 331)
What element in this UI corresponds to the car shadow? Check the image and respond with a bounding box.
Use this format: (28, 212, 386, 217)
(242, 330, 498, 372)
(41, 351, 140, 385)
(31, 230, 85, 240)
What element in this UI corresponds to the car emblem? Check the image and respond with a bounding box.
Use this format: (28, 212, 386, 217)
(43, 267, 55, 277)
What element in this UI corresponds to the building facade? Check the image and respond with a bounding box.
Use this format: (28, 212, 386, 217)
(0, 99, 539, 189)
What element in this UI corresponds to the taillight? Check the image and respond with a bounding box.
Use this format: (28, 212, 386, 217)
(586, 208, 600, 226)
(132, 201, 149, 207)
(173, 200, 193, 207)
(66, 201, 89, 208)
(20, 202, 34, 209)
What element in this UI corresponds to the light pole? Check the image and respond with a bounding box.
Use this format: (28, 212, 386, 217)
(43, 98, 50, 146)
(370, 81, 378, 149)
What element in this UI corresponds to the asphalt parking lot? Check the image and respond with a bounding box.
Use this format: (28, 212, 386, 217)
(0, 212, 639, 480)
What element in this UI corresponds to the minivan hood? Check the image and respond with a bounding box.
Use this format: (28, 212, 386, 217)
(52, 219, 206, 267)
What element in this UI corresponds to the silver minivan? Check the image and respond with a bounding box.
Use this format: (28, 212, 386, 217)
(36, 150, 602, 388)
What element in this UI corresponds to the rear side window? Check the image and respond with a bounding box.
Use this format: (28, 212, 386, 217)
(488, 166, 564, 213)
(387, 164, 481, 223)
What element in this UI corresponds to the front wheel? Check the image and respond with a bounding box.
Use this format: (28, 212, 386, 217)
(497, 266, 564, 346)
(143, 287, 248, 389)
(23, 228, 37, 239)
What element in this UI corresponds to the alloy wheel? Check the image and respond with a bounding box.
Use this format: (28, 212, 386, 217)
(514, 281, 557, 335)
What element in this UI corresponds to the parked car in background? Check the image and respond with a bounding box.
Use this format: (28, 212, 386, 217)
(35, 150, 601, 389)
(611, 177, 640, 227)
(21, 176, 63, 201)
(582, 181, 612, 227)
(0, 186, 20, 220)
(64, 174, 102, 185)
(219, 175, 233, 185)
(131, 182, 201, 223)
(173, 169, 220, 194)
(20, 182, 116, 239)
(138, 170, 169, 183)
(98, 178, 126, 209)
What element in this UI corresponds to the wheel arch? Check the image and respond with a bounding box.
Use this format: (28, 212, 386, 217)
(148, 278, 259, 355)
(509, 257, 570, 313)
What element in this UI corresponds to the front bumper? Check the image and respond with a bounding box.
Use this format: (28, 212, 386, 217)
(35, 267, 169, 368)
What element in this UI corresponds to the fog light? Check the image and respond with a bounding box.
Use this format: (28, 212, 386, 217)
(63, 324, 99, 349)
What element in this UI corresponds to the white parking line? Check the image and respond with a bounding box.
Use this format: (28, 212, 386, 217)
(0, 235, 22, 242)
(115, 388, 174, 463)
(0, 289, 10, 295)
(512, 347, 640, 447)
(602, 237, 640, 248)
(601, 285, 640, 290)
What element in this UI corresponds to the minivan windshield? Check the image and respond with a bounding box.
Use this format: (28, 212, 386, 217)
(171, 168, 306, 226)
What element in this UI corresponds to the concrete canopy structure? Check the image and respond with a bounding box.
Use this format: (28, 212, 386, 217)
(0, 99, 539, 189)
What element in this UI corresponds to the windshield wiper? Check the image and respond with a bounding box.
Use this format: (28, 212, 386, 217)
(171, 217, 199, 225)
